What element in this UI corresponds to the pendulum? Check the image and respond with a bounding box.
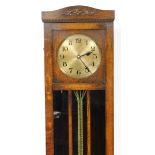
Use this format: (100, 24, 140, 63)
(74, 90, 86, 155)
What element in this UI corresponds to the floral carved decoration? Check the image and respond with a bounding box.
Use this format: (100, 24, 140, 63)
(62, 8, 96, 16)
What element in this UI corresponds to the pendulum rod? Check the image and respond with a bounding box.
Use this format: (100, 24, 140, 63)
(87, 91, 91, 155)
(80, 93, 83, 155)
(74, 90, 86, 155)
(68, 91, 73, 155)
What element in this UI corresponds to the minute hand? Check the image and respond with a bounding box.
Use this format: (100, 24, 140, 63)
(79, 58, 92, 74)
(80, 51, 92, 57)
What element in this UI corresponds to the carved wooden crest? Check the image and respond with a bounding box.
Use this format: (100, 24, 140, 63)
(62, 8, 96, 16)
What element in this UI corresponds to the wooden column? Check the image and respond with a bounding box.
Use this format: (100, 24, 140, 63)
(68, 91, 73, 155)
(105, 23, 114, 155)
(44, 23, 54, 155)
(87, 91, 91, 155)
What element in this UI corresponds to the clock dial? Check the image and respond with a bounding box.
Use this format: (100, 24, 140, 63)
(58, 34, 101, 78)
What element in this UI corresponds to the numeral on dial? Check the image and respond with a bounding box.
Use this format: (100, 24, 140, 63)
(62, 46, 68, 52)
(91, 46, 96, 51)
(63, 62, 67, 67)
(85, 67, 90, 73)
(60, 55, 65, 59)
(69, 68, 73, 73)
(69, 40, 72, 45)
(93, 54, 98, 59)
(92, 61, 95, 66)
(77, 70, 81, 75)
(76, 38, 81, 43)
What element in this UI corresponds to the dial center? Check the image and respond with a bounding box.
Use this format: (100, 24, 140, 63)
(77, 55, 81, 59)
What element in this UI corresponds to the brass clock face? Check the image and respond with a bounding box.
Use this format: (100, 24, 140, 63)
(58, 34, 101, 79)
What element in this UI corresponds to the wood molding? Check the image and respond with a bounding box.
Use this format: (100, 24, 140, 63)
(42, 5, 115, 23)
(52, 83, 105, 90)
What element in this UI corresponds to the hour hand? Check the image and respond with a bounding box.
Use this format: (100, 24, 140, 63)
(80, 51, 92, 57)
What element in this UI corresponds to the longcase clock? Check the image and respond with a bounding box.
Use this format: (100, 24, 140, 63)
(42, 5, 115, 155)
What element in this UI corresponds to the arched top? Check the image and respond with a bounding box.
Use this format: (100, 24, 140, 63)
(42, 5, 115, 23)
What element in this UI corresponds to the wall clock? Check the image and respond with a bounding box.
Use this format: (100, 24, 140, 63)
(42, 5, 115, 155)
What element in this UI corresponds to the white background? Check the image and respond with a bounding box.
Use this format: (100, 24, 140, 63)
(0, 0, 155, 155)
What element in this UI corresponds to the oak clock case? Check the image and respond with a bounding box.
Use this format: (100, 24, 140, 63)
(42, 6, 114, 155)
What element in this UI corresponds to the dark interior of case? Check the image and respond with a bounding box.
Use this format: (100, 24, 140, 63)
(53, 90, 105, 155)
